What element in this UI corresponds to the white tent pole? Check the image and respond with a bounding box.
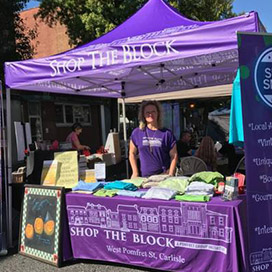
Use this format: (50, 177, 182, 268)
(6, 88, 12, 247)
(100, 105, 106, 145)
(122, 98, 129, 178)
(117, 102, 120, 133)
(121, 82, 129, 178)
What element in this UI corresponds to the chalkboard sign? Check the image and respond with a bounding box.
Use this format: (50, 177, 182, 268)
(19, 185, 64, 267)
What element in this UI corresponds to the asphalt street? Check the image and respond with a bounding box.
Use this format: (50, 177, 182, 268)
(0, 247, 158, 272)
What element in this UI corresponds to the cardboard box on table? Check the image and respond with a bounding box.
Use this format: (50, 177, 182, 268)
(104, 132, 121, 164)
(94, 153, 113, 166)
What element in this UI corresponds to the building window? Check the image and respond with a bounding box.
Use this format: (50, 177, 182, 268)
(55, 103, 91, 126)
(219, 228, 224, 237)
(169, 225, 174, 232)
(188, 210, 200, 221)
(28, 102, 43, 141)
(210, 216, 215, 225)
(219, 217, 224, 226)
(162, 225, 167, 231)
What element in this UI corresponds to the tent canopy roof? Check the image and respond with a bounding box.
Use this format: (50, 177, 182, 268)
(86, 0, 210, 46)
(5, 0, 261, 99)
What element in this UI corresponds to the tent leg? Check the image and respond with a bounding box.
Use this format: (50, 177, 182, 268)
(0, 82, 7, 255)
(100, 105, 106, 145)
(6, 88, 12, 248)
(121, 98, 129, 178)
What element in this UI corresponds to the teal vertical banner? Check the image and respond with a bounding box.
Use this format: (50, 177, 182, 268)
(238, 32, 272, 272)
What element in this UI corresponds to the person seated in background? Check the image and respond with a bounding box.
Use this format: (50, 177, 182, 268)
(66, 122, 90, 151)
(195, 136, 217, 171)
(176, 131, 193, 158)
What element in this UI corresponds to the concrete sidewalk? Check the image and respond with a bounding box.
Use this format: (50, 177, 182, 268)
(0, 248, 156, 272)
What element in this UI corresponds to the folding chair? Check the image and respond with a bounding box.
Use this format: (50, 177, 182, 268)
(178, 156, 208, 176)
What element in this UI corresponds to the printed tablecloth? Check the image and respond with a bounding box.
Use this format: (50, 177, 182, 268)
(65, 193, 248, 272)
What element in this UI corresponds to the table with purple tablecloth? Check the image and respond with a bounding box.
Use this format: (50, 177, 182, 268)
(65, 193, 248, 272)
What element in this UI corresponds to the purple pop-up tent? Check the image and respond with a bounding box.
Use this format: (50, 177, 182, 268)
(3, 0, 263, 247)
(4, 0, 262, 98)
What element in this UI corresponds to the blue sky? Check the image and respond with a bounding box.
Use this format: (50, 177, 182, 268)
(233, 0, 272, 32)
(26, 0, 271, 32)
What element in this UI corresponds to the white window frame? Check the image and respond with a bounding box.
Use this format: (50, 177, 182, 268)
(55, 103, 92, 127)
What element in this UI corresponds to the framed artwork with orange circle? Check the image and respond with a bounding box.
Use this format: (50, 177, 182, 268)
(19, 185, 64, 267)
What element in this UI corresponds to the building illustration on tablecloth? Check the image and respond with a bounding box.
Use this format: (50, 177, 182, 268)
(67, 202, 233, 243)
(250, 248, 272, 265)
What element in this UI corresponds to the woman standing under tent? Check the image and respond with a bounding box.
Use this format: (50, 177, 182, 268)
(66, 123, 90, 151)
(129, 100, 178, 177)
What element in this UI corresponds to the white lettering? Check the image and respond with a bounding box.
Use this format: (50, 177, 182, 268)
(111, 50, 118, 64)
(252, 264, 270, 271)
(88, 51, 99, 69)
(50, 60, 58, 77)
(153, 42, 166, 56)
(49, 57, 86, 77)
(263, 79, 272, 90)
(165, 40, 179, 54)
(265, 67, 272, 78)
(66, 59, 77, 73)
(140, 44, 154, 59)
(70, 227, 99, 237)
(104, 230, 127, 241)
(122, 45, 132, 64)
(131, 45, 141, 61)
(133, 234, 174, 248)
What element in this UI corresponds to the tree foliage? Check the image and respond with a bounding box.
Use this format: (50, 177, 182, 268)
(0, 0, 37, 79)
(36, 0, 146, 46)
(169, 0, 236, 21)
(36, 0, 236, 47)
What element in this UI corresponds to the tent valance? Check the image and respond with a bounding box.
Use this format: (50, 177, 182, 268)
(121, 84, 232, 103)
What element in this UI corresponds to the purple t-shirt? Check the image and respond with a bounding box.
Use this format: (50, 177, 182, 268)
(131, 127, 176, 177)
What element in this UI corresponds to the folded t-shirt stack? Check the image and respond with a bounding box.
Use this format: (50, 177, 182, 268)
(93, 189, 119, 197)
(72, 180, 105, 192)
(185, 181, 214, 197)
(142, 174, 169, 188)
(189, 171, 224, 189)
(104, 181, 138, 191)
(121, 177, 147, 188)
(142, 187, 176, 200)
(117, 190, 146, 198)
(175, 194, 210, 202)
(157, 176, 189, 194)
